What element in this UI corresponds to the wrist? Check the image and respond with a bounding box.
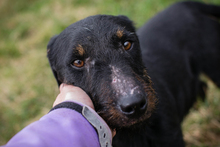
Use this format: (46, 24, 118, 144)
(50, 101, 112, 147)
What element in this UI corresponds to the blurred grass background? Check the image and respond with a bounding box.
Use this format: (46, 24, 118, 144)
(0, 0, 220, 146)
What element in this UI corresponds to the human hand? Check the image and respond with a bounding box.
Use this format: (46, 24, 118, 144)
(53, 84, 94, 109)
(53, 84, 116, 137)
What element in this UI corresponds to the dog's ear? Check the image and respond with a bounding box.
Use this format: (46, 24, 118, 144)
(47, 35, 62, 87)
(47, 35, 58, 53)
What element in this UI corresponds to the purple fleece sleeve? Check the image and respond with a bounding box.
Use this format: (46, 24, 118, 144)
(4, 107, 100, 147)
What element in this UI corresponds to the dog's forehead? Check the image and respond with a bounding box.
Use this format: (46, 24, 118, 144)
(69, 15, 135, 38)
(78, 15, 134, 28)
(56, 15, 136, 59)
(65, 15, 134, 52)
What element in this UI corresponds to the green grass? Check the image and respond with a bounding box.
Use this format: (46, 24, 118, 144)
(0, 0, 220, 146)
(182, 75, 220, 147)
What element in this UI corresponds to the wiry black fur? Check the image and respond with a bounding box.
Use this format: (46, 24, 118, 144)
(47, 15, 157, 129)
(47, 2, 220, 147)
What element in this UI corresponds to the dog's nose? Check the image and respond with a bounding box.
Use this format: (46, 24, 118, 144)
(119, 94, 147, 117)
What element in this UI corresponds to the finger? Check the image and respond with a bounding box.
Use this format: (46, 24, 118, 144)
(112, 129, 116, 137)
(59, 83, 65, 92)
(54, 84, 95, 110)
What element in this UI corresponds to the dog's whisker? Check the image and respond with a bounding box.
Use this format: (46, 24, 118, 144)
(83, 27, 92, 32)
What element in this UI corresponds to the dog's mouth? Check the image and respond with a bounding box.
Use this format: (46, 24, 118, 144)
(96, 70, 157, 129)
(97, 85, 155, 129)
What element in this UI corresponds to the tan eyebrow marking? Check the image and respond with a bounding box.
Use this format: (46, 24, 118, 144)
(116, 29, 124, 38)
(76, 44, 85, 56)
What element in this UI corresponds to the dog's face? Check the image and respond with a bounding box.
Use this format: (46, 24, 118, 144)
(47, 15, 156, 129)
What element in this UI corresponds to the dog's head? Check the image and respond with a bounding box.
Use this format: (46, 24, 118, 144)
(47, 15, 156, 129)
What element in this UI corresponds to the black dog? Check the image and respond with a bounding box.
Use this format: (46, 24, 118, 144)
(47, 1, 220, 147)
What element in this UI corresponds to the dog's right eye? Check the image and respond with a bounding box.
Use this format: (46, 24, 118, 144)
(72, 59, 84, 68)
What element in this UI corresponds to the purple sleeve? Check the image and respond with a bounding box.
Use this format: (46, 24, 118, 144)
(4, 106, 100, 147)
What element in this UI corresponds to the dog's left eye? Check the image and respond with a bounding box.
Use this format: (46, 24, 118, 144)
(123, 41, 132, 50)
(72, 60, 84, 68)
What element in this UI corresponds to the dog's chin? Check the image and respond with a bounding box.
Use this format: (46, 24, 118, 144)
(98, 108, 151, 129)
